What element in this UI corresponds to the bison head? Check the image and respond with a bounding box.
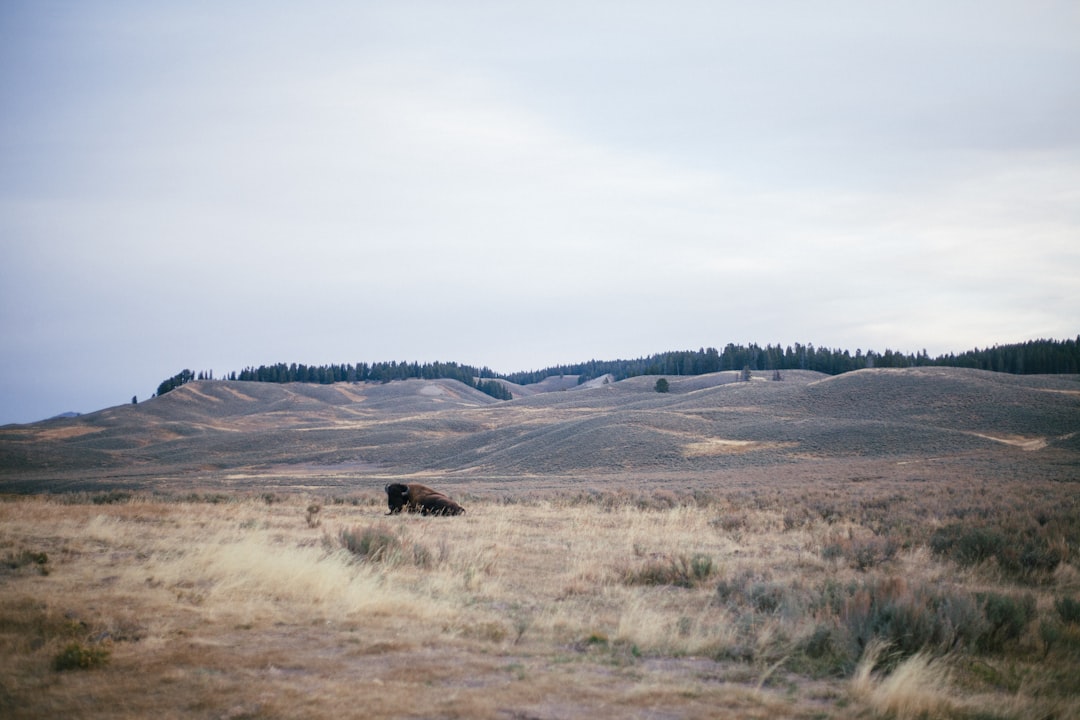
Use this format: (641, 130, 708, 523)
(385, 483, 410, 514)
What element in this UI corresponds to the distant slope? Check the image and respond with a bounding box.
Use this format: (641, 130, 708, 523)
(492, 373, 616, 398)
(1, 369, 1077, 491)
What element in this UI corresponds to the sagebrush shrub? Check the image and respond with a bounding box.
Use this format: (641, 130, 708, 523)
(930, 519, 1067, 582)
(793, 623, 856, 677)
(930, 525, 1004, 566)
(852, 536, 900, 571)
(977, 591, 1036, 653)
(339, 525, 400, 562)
(747, 582, 786, 614)
(822, 535, 899, 571)
(836, 577, 984, 667)
(1056, 596, 1080, 625)
(623, 553, 714, 588)
(715, 571, 752, 605)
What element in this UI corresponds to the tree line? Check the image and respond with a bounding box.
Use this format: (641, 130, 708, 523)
(155, 361, 512, 401)
(155, 369, 196, 398)
(502, 337, 1080, 383)
(154, 337, 1079, 400)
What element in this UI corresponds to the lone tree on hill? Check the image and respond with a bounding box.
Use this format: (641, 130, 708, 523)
(654, 378, 670, 393)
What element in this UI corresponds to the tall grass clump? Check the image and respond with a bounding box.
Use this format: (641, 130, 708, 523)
(339, 525, 401, 562)
(338, 524, 440, 569)
(621, 553, 714, 588)
(850, 640, 958, 720)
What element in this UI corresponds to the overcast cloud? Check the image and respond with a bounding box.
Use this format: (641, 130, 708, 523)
(2, 1, 1078, 424)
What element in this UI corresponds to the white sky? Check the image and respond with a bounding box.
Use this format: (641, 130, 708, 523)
(2, 1, 1079, 424)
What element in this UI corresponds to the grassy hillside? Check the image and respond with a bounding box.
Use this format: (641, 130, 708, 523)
(1, 368, 1077, 493)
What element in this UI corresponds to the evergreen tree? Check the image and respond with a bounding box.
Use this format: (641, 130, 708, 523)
(155, 369, 194, 397)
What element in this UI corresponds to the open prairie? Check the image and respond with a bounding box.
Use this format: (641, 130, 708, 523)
(2, 368, 1079, 718)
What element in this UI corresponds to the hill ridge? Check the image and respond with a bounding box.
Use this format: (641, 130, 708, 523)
(1, 367, 1077, 492)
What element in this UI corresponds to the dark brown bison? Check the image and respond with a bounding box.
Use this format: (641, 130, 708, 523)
(385, 483, 465, 516)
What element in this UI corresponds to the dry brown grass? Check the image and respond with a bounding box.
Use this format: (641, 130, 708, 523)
(851, 641, 957, 719)
(1, 481, 1078, 719)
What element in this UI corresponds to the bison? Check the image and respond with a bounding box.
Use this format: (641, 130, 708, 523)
(385, 483, 465, 516)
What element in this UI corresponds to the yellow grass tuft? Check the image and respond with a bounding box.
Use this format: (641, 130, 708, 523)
(851, 641, 956, 719)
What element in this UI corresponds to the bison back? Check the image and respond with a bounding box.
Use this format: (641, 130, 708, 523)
(386, 483, 465, 516)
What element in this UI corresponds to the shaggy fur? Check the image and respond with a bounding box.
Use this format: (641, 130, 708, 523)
(385, 483, 465, 516)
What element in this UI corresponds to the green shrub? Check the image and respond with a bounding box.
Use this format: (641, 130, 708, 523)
(715, 572, 752, 605)
(822, 535, 899, 571)
(4, 549, 49, 571)
(53, 641, 110, 671)
(833, 582, 1036, 659)
(1014, 538, 1064, 577)
(689, 553, 714, 581)
(930, 525, 1005, 566)
(977, 592, 1036, 653)
(929, 521, 1065, 582)
(748, 582, 786, 614)
(1055, 596, 1080, 625)
(837, 577, 984, 668)
(791, 624, 852, 677)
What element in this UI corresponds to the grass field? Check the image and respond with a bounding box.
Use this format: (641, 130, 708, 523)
(2, 368, 1078, 717)
(3, 476, 1078, 719)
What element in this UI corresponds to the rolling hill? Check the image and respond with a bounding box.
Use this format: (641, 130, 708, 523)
(1, 367, 1077, 494)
